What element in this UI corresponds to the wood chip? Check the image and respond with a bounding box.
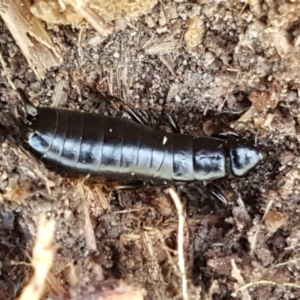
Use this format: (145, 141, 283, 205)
(0, 0, 62, 79)
(145, 40, 179, 55)
(68, 2, 114, 37)
(77, 183, 98, 251)
(51, 80, 68, 107)
(30, 0, 84, 25)
(18, 215, 56, 300)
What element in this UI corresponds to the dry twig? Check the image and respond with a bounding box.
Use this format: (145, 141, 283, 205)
(168, 188, 188, 300)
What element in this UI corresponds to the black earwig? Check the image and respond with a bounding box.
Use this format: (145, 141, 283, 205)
(15, 89, 265, 183)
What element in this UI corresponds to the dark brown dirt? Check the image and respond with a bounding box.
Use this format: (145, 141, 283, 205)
(1, 1, 300, 299)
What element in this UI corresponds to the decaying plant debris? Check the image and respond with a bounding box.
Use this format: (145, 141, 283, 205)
(0, 0, 62, 79)
(1, 0, 300, 299)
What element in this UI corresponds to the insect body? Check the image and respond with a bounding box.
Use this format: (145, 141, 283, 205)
(15, 89, 264, 182)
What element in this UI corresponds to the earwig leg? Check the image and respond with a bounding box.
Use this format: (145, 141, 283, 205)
(166, 115, 180, 133)
(99, 94, 180, 131)
(179, 183, 228, 205)
(104, 95, 148, 125)
(123, 106, 146, 125)
(105, 181, 145, 190)
(213, 131, 239, 138)
(207, 184, 228, 204)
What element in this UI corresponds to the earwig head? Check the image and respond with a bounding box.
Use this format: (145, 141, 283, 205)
(228, 139, 266, 177)
(14, 88, 37, 124)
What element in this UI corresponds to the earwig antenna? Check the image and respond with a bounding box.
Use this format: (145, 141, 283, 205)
(167, 115, 181, 133)
(105, 94, 148, 125)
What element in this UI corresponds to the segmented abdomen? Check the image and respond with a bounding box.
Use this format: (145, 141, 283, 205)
(25, 108, 227, 182)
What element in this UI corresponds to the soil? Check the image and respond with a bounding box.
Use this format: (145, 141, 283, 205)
(1, 1, 300, 299)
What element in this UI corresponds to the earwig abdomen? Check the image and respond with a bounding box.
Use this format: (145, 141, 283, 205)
(22, 107, 229, 182)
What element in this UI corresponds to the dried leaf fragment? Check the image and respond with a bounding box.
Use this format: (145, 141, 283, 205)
(248, 89, 278, 112)
(3, 184, 28, 203)
(207, 255, 241, 276)
(264, 210, 289, 233)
